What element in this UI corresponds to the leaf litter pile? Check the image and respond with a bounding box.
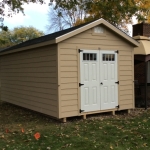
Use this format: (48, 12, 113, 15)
(0, 102, 150, 150)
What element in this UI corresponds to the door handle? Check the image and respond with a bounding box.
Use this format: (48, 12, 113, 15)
(100, 82, 103, 85)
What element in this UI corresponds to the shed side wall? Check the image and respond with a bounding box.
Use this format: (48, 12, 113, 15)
(0, 45, 58, 118)
(58, 26, 134, 118)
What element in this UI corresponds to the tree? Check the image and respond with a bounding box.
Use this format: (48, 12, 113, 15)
(47, 1, 86, 32)
(0, 0, 46, 30)
(0, 26, 44, 48)
(48, 0, 150, 32)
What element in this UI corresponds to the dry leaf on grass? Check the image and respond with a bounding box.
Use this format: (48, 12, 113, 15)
(110, 145, 113, 149)
(34, 132, 40, 140)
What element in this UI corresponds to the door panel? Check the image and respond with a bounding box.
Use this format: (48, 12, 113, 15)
(84, 87, 89, 105)
(84, 63, 89, 81)
(80, 50, 100, 112)
(103, 63, 108, 80)
(92, 64, 97, 80)
(103, 86, 108, 103)
(100, 51, 118, 110)
(92, 86, 97, 104)
(110, 64, 115, 79)
(110, 85, 115, 102)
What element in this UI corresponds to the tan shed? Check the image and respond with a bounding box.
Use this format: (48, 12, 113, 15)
(0, 19, 139, 121)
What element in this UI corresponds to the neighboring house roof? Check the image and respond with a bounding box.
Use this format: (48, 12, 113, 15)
(0, 18, 139, 55)
(133, 36, 150, 55)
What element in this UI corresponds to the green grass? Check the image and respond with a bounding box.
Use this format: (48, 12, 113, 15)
(0, 102, 150, 150)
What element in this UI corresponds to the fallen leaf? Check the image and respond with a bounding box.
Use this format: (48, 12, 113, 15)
(143, 120, 147, 123)
(21, 128, 25, 133)
(34, 132, 40, 140)
(143, 143, 147, 147)
(66, 135, 69, 138)
(110, 145, 113, 149)
(44, 135, 48, 138)
(5, 129, 9, 133)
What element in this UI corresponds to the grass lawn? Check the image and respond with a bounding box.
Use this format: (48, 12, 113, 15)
(0, 102, 150, 150)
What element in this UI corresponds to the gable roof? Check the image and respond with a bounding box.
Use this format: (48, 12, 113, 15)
(0, 18, 139, 55)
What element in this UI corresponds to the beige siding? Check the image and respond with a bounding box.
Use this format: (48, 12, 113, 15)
(0, 45, 59, 118)
(58, 26, 134, 118)
(58, 46, 78, 118)
(119, 50, 134, 109)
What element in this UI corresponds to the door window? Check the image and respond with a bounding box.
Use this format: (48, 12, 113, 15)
(102, 54, 115, 61)
(83, 53, 97, 61)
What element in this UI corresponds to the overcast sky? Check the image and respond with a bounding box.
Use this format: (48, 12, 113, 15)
(4, 1, 50, 34)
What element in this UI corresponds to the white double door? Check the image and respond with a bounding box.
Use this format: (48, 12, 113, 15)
(80, 50, 118, 112)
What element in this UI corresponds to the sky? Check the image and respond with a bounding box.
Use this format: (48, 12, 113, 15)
(3, 1, 137, 36)
(3, 1, 50, 34)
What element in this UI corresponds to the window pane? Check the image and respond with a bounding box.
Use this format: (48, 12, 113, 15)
(90, 54, 93, 60)
(109, 54, 111, 61)
(87, 54, 89, 60)
(103, 54, 105, 61)
(106, 54, 109, 61)
(112, 54, 115, 61)
(83, 53, 86, 60)
(94, 54, 97, 60)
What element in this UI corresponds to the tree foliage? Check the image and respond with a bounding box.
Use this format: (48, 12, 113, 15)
(0, 0, 46, 30)
(49, 0, 150, 31)
(136, 0, 150, 22)
(0, 26, 44, 48)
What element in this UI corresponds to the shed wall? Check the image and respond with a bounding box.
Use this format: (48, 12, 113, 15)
(58, 26, 134, 118)
(0, 45, 59, 118)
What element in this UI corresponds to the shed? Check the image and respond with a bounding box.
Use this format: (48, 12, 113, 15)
(0, 19, 139, 121)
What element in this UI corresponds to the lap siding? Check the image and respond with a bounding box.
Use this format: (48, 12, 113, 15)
(0, 45, 58, 118)
(59, 48, 79, 118)
(119, 50, 134, 109)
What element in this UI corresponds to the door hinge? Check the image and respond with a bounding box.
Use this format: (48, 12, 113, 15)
(115, 50, 119, 54)
(116, 105, 119, 109)
(115, 81, 119, 84)
(78, 49, 83, 53)
(80, 109, 84, 113)
(79, 83, 84, 87)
